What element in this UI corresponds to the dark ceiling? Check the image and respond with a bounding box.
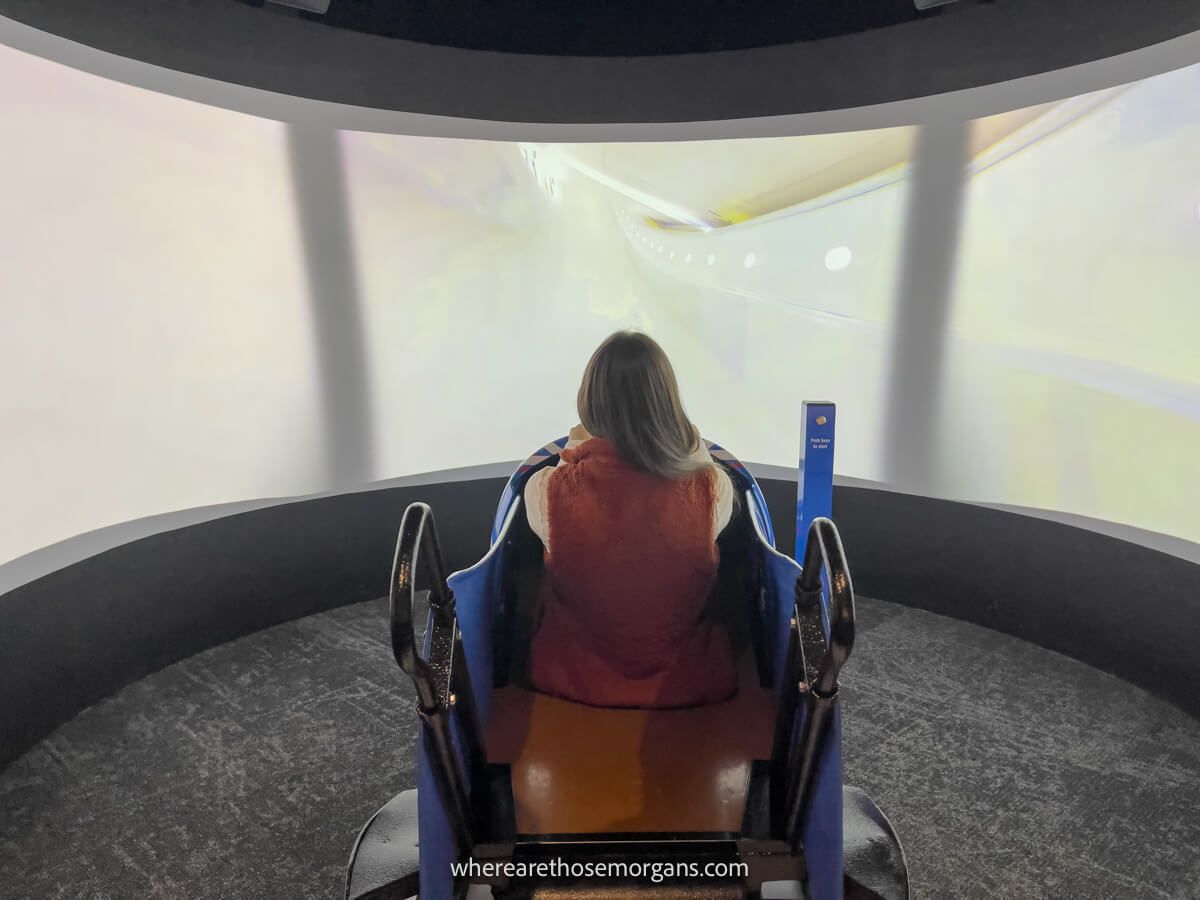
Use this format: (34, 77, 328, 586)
(2, 0, 1199, 124)
(246, 0, 933, 57)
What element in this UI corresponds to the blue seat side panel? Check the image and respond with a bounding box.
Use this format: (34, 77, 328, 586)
(412, 510, 509, 896)
(416, 729, 456, 899)
(804, 710, 845, 900)
(446, 549, 501, 730)
(763, 549, 802, 693)
(709, 440, 775, 547)
(417, 609, 460, 900)
(757, 517, 843, 899)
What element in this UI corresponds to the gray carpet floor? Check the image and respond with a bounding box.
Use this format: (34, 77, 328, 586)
(1, 597, 1198, 899)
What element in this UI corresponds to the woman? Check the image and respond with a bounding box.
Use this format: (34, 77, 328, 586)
(523, 331, 737, 708)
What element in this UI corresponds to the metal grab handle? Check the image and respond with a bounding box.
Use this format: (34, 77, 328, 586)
(779, 516, 857, 847)
(389, 501, 479, 855)
(797, 516, 856, 698)
(390, 501, 455, 713)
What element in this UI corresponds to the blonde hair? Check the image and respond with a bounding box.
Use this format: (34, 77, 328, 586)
(577, 331, 714, 480)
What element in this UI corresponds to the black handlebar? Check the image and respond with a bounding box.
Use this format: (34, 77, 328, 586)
(389, 502, 455, 713)
(797, 516, 856, 698)
(388, 501, 480, 853)
(777, 516, 857, 847)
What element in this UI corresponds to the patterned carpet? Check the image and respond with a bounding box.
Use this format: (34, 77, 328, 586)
(1, 597, 1198, 899)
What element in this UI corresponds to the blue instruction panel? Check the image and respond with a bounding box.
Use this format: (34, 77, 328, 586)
(796, 401, 836, 560)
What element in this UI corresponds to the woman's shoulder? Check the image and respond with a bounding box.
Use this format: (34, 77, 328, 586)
(524, 436, 589, 498)
(700, 463, 734, 510)
(523, 464, 559, 545)
(686, 440, 712, 464)
(710, 463, 734, 494)
(687, 443, 732, 486)
(559, 437, 590, 459)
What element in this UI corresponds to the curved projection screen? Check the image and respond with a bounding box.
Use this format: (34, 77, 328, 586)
(948, 70, 1200, 545)
(1, 43, 1197, 565)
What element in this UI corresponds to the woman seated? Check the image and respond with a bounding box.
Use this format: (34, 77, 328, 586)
(523, 331, 737, 709)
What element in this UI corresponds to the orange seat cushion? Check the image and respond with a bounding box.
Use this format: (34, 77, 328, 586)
(486, 668, 776, 835)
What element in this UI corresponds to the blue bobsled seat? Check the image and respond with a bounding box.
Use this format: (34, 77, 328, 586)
(345, 438, 909, 900)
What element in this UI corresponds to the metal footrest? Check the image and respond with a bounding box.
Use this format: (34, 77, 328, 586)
(842, 786, 909, 900)
(346, 789, 420, 900)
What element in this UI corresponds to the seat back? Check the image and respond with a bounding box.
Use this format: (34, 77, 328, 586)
(487, 438, 778, 689)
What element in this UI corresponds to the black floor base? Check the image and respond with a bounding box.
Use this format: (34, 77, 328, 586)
(1, 597, 1198, 898)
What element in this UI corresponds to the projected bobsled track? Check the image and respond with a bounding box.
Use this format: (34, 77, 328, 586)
(1, 595, 1197, 899)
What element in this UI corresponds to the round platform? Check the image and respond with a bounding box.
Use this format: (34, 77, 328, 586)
(1, 597, 1197, 898)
